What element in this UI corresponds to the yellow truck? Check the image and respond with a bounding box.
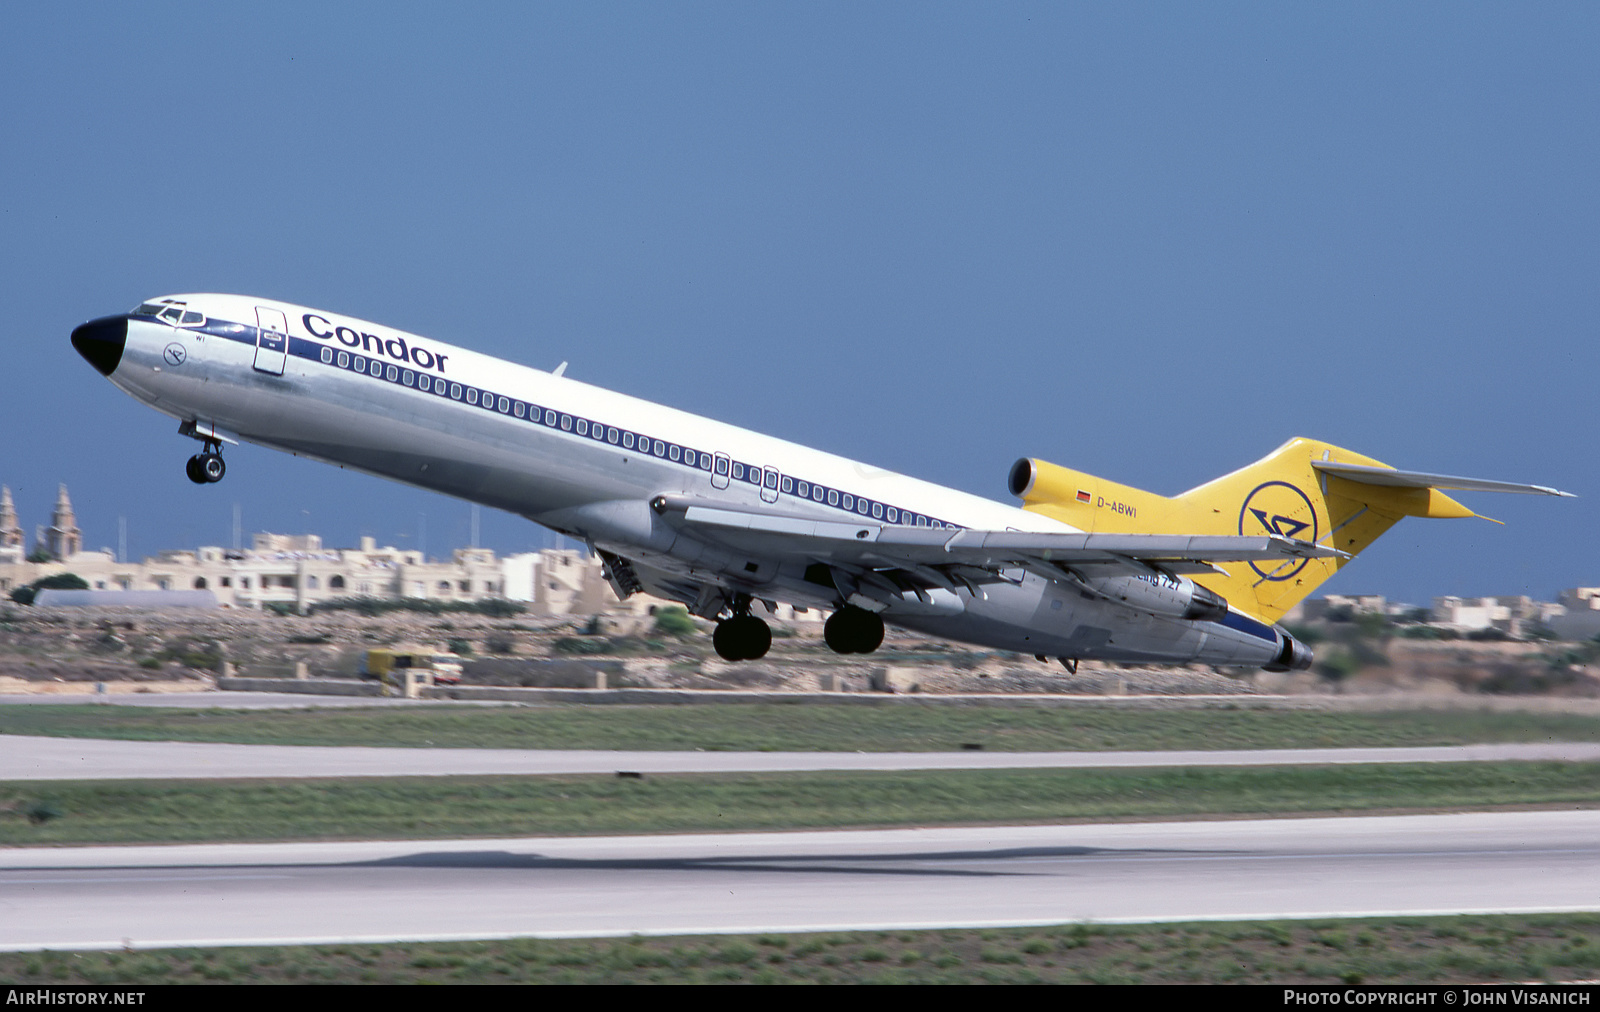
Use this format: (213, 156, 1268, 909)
(359, 648, 464, 686)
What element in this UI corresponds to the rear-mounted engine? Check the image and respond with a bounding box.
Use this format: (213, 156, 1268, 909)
(1264, 632, 1314, 672)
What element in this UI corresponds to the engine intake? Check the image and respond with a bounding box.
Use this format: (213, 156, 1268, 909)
(1008, 458, 1038, 498)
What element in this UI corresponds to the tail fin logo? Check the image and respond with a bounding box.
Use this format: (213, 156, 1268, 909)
(1239, 481, 1318, 581)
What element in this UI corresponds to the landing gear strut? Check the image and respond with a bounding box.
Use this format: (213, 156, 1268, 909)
(186, 443, 226, 485)
(824, 606, 884, 655)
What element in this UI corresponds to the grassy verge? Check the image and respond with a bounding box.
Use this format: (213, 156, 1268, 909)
(5, 703, 1600, 752)
(8, 914, 1600, 983)
(4, 762, 1599, 845)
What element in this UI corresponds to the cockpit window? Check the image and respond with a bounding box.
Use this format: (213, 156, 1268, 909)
(134, 298, 185, 316)
(133, 298, 200, 325)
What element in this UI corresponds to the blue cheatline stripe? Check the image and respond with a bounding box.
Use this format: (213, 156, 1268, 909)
(199, 320, 258, 346)
(174, 314, 962, 532)
(1217, 609, 1278, 642)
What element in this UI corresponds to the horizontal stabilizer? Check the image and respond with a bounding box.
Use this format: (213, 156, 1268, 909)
(1311, 461, 1574, 498)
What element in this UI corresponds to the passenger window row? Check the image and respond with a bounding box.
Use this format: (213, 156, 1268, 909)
(315, 344, 956, 530)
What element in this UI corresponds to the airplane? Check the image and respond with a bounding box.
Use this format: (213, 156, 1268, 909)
(70, 295, 1572, 672)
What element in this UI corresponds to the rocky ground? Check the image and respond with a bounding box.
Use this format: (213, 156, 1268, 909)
(0, 603, 1595, 698)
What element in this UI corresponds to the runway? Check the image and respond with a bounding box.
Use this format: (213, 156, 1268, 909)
(0, 691, 470, 709)
(3, 810, 1599, 951)
(6, 734, 1600, 779)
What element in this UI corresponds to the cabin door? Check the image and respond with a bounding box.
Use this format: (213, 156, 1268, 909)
(253, 307, 289, 375)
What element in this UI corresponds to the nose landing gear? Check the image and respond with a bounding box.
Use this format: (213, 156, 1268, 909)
(177, 420, 233, 485)
(179, 416, 236, 483)
(185, 445, 226, 485)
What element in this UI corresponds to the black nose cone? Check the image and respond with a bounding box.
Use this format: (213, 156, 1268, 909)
(71, 315, 128, 376)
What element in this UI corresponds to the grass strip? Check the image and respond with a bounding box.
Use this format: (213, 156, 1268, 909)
(5, 702, 1600, 752)
(8, 914, 1600, 984)
(3, 761, 1599, 845)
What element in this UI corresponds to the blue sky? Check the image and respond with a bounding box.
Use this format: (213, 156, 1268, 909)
(3, 3, 1595, 606)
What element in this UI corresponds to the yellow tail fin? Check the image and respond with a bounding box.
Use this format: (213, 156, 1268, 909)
(1013, 438, 1481, 624)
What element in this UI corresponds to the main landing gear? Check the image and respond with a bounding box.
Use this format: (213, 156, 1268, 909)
(824, 606, 884, 655)
(713, 613, 772, 662)
(185, 445, 226, 485)
(710, 601, 883, 660)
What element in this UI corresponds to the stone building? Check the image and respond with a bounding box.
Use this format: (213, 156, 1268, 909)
(1288, 594, 1391, 621)
(0, 529, 506, 610)
(1431, 594, 1563, 637)
(2, 522, 822, 628)
(0, 487, 23, 564)
(0, 483, 812, 625)
(502, 549, 618, 617)
(1545, 588, 1600, 641)
(1, 526, 663, 619)
(127, 533, 513, 612)
(41, 485, 82, 560)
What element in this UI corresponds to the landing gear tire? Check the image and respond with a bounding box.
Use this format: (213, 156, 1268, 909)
(187, 452, 225, 484)
(824, 607, 884, 655)
(713, 615, 771, 662)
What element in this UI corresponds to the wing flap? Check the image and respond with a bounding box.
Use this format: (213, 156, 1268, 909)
(671, 500, 1343, 576)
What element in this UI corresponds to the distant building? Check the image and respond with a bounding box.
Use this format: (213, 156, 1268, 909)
(34, 589, 218, 609)
(1432, 596, 1508, 632)
(0, 487, 22, 565)
(42, 485, 82, 560)
(0, 529, 507, 610)
(1292, 594, 1391, 621)
(1431, 595, 1562, 637)
(1545, 588, 1600, 641)
(124, 533, 514, 612)
(502, 549, 616, 616)
(1, 523, 822, 625)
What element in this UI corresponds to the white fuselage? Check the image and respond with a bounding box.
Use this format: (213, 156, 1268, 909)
(83, 294, 1295, 669)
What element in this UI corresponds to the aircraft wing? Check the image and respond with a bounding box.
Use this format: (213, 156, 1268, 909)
(653, 497, 1343, 581)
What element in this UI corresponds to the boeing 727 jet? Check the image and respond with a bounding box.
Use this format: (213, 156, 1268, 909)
(70, 295, 1571, 670)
